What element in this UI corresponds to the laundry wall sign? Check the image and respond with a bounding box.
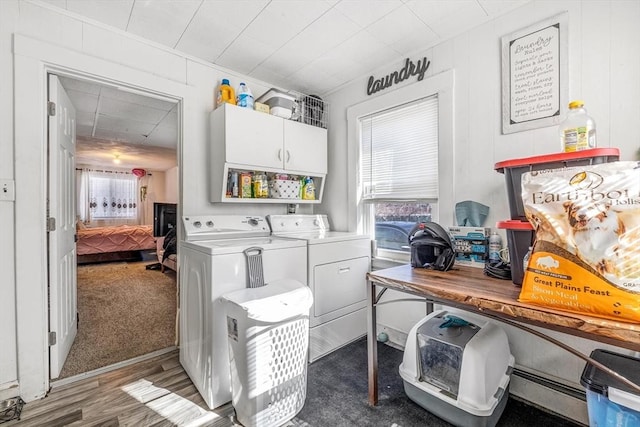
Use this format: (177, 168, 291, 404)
(366, 57, 431, 96)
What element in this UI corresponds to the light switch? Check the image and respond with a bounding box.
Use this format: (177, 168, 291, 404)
(0, 179, 15, 201)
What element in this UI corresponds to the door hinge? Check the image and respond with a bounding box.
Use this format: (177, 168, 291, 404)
(47, 217, 56, 232)
(48, 331, 57, 346)
(47, 101, 56, 116)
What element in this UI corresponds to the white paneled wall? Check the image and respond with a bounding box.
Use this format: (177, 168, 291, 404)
(324, 0, 640, 422)
(1, 0, 295, 401)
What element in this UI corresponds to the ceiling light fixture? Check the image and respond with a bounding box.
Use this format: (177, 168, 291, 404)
(113, 154, 121, 164)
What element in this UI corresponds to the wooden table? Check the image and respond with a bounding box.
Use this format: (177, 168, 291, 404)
(366, 264, 640, 405)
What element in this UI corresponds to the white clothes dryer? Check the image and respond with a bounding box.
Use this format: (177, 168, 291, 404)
(179, 215, 307, 409)
(268, 214, 371, 362)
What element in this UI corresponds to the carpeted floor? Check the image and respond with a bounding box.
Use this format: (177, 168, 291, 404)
(296, 337, 581, 427)
(58, 261, 177, 379)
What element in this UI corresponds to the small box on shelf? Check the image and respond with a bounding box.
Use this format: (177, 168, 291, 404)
(269, 179, 301, 199)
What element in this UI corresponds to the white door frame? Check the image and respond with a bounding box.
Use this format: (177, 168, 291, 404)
(14, 34, 191, 401)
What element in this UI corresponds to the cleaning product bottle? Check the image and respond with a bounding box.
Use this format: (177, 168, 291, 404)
(489, 232, 502, 262)
(236, 82, 254, 109)
(302, 176, 315, 200)
(559, 100, 596, 152)
(216, 79, 236, 108)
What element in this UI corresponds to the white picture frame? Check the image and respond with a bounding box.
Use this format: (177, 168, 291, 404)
(501, 13, 568, 134)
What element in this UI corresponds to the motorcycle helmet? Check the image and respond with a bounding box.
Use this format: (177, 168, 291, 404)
(408, 222, 456, 271)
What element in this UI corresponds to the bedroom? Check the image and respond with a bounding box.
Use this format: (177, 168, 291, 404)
(56, 75, 180, 380)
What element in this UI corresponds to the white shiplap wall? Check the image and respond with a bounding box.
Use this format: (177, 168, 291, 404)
(324, 0, 640, 422)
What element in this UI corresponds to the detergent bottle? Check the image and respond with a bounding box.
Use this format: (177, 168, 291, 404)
(302, 177, 316, 200)
(236, 82, 254, 109)
(216, 79, 236, 108)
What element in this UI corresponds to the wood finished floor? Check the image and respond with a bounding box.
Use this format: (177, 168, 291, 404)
(6, 350, 238, 427)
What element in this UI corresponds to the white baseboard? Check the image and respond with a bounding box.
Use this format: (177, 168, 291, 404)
(0, 381, 20, 402)
(510, 370, 589, 425)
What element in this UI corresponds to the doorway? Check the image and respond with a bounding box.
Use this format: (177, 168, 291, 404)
(49, 73, 180, 381)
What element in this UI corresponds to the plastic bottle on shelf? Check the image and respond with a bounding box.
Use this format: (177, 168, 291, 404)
(216, 79, 236, 108)
(236, 82, 254, 109)
(231, 171, 239, 198)
(559, 100, 596, 152)
(488, 232, 502, 262)
(302, 177, 315, 200)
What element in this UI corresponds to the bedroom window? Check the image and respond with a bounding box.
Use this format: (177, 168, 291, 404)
(359, 95, 439, 261)
(78, 170, 138, 221)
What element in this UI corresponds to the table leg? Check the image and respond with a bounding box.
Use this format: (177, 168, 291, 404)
(367, 279, 378, 406)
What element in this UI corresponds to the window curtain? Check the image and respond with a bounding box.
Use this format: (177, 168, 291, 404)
(76, 168, 90, 223)
(76, 169, 138, 224)
(360, 95, 439, 201)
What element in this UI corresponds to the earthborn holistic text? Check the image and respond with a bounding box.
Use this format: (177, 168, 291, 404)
(519, 161, 640, 323)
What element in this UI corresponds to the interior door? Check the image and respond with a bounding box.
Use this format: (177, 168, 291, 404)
(48, 74, 78, 379)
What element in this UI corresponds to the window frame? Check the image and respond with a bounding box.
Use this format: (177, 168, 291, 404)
(347, 70, 455, 261)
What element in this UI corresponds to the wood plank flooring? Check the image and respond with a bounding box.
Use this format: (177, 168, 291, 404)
(5, 350, 237, 427)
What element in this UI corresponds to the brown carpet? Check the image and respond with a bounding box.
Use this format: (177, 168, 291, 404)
(58, 261, 177, 379)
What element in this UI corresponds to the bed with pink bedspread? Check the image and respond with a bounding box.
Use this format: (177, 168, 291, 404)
(77, 224, 156, 263)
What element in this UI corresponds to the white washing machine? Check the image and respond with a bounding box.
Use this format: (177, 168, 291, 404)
(179, 215, 307, 409)
(268, 214, 371, 362)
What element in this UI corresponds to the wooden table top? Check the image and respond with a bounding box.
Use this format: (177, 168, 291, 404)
(367, 264, 640, 351)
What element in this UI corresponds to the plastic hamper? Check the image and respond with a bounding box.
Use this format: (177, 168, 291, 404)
(222, 279, 313, 427)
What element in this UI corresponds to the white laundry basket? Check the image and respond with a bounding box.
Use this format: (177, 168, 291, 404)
(222, 279, 313, 427)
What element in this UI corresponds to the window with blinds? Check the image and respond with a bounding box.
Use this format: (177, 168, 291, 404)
(359, 95, 439, 257)
(360, 95, 438, 201)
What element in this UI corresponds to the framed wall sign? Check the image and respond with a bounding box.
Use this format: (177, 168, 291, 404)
(501, 13, 568, 134)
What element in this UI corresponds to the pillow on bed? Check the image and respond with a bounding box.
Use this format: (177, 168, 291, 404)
(76, 221, 87, 231)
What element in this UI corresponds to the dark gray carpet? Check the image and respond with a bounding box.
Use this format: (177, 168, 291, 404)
(296, 337, 581, 427)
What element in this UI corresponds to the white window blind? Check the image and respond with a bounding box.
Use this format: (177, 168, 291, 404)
(360, 95, 438, 200)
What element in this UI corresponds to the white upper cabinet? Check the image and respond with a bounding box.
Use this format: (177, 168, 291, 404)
(284, 120, 327, 175)
(221, 104, 284, 170)
(210, 103, 328, 203)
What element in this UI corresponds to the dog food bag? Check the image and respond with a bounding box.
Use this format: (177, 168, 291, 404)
(519, 160, 640, 323)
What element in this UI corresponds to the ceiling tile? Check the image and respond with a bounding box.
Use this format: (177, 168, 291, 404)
(99, 97, 169, 124)
(477, 0, 531, 17)
(175, 0, 268, 62)
(146, 124, 178, 149)
(292, 8, 361, 58)
(100, 86, 176, 111)
(66, 90, 99, 113)
(65, 0, 134, 30)
(331, 31, 399, 74)
(334, 0, 403, 28)
(127, 0, 202, 48)
(93, 128, 148, 144)
(406, 0, 488, 40)
(59, 77, 102, 95)
(95, 115, 156, 136)
(75, 111, 97, 128)
(76, 124, 94, 137)
(39, 0, 67, 7)
(365, 4, 437, 50)
(216, 34, 277, 75)
(405, 0, 481, 25)
(241, 0, 333, 51)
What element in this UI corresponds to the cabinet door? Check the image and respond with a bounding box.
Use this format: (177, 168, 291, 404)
(225, 105, 283, 169)
(283, 120, 327, 174)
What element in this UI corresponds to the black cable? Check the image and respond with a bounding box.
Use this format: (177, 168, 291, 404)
(484, 260, 512, 280)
